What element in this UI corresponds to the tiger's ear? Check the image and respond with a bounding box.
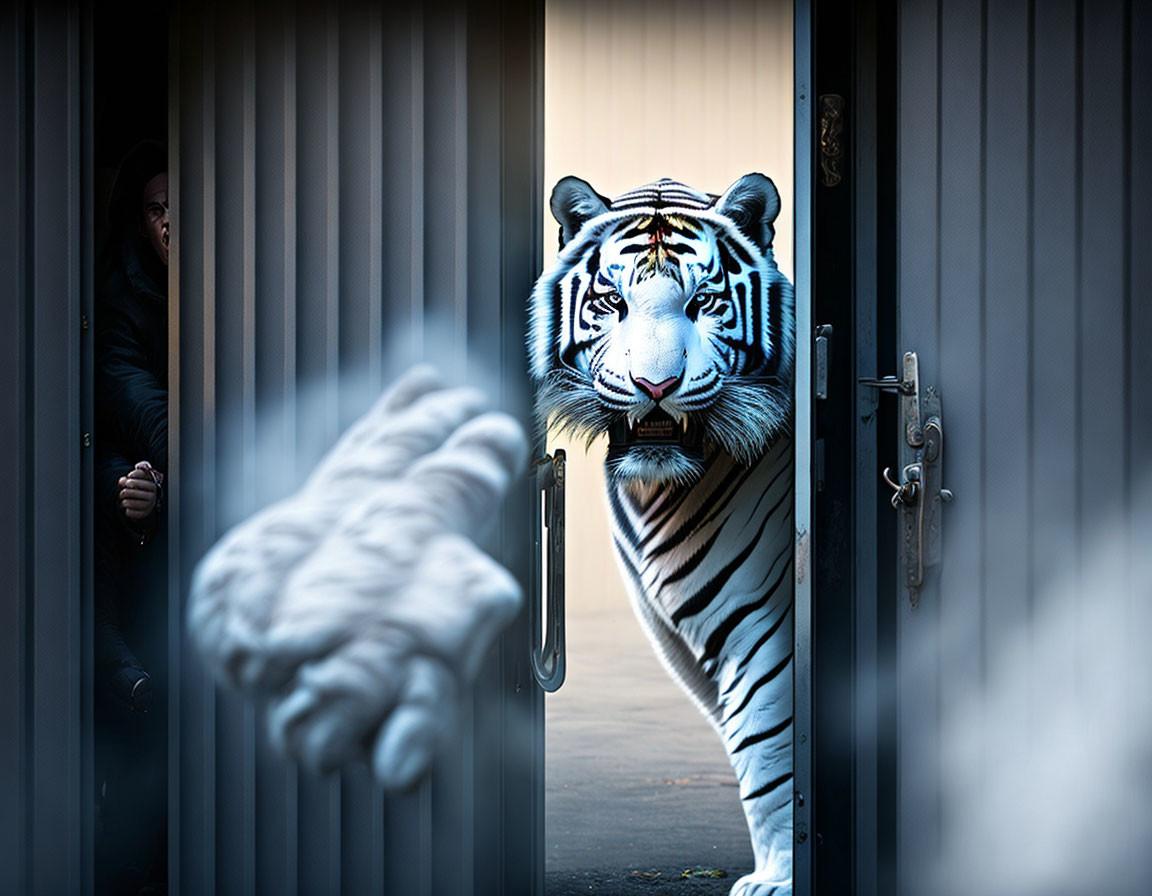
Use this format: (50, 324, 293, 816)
(551, 176, 610, 250)
(714, 173, 781, 250)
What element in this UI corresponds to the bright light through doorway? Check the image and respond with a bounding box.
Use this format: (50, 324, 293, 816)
(542, 1, 794, 891)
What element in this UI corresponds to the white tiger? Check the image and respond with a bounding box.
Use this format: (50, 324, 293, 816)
(531, 174, 795, 896)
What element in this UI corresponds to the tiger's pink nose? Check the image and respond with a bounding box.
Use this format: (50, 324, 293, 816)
(631, 374, 682, 402)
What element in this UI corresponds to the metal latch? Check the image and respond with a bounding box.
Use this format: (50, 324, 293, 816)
(814, 324, 833, 400)
(860, 352, 952, 607)
(530, 450, 566, 691)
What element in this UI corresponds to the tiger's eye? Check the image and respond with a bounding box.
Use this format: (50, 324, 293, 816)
(590, 291, 625, 317)
(687, 292, 728, 320)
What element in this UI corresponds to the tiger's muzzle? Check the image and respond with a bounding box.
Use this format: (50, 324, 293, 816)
(607, 407, 704, 450)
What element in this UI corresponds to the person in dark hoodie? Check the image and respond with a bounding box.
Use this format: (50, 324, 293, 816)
(94, 140, 170, 894)
(95, 138, 168, 710)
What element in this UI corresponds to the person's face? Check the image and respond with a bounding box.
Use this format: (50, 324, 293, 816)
(140, 172, 169, 266)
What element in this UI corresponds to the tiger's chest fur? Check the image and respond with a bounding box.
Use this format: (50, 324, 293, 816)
(607, 439, 794, 886)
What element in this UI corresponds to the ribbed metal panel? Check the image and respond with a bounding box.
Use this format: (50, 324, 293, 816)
(169, 2, 542, 893)
(0, 2, 93, 895)
(894, 1, 1150, 891)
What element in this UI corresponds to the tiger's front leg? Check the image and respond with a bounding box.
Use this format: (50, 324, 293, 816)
(607, 442, 795, 895)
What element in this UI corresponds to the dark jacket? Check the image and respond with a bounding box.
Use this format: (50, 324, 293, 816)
(95, 238, 168, 543)
(92, 140, 168, 696)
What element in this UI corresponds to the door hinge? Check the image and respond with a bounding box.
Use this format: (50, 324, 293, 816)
(860, 352, 952, 607)
(819, 94, 845, 188)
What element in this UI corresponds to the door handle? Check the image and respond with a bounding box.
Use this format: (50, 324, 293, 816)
(530, 450, 566, 691)
(861, 352, 952, 607)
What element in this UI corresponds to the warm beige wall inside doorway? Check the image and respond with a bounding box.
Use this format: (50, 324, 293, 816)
(543, 0, 794, 615)
(542, 1, 796, 877)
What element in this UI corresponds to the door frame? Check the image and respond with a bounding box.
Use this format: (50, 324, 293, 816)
(793, 1, 814, 894)
(807, 1, 899, 894)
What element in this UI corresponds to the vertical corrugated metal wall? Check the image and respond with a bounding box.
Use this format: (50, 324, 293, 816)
(894, 0, 1151, 891)
(0, 3, 93, 895)
(169, 1, 543, 892)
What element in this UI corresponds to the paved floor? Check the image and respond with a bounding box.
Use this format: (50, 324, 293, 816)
(545, 601, 754, 895)
(545, 867, 737, 896)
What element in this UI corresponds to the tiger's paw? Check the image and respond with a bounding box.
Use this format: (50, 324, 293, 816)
(188, 365, 528, 789)
(729, 873, 792, 896)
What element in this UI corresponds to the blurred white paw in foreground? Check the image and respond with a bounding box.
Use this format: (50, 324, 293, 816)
(188, 365, 528, 789)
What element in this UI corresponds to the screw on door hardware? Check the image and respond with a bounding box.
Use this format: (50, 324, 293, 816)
(861, 352, 952, 606)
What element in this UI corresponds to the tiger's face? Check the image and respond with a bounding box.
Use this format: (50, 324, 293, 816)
(529, 175, 794, 486)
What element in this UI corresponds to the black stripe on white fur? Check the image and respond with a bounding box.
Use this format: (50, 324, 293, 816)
(610, 441, 794, 888)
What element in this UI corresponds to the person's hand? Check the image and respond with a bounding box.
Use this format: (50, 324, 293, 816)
(188, 365, 528, 789)
(119, 461, 160, 519)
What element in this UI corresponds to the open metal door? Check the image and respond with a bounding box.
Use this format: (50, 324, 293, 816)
(877, 1, 1152, 893)
(168, 2, 545, 892)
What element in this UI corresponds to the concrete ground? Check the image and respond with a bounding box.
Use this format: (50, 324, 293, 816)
(545, 867, 738, 896)
(544, 601, 754, 896)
